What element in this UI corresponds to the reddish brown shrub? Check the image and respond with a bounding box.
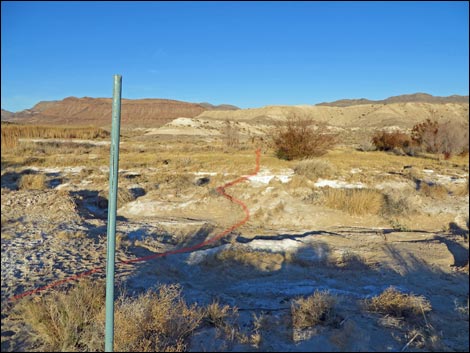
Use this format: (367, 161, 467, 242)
(411, 119, 469, 158)
(272, 116, 337, 160)
(371, 131, 412, 151)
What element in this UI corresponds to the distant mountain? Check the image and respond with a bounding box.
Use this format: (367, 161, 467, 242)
(1, 109, 14, 121)
(1, 97, 239, 127)
(198, 102, 240, 111)
(316, 93, 469, 107)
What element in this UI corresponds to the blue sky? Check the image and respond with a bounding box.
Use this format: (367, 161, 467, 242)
(1, 1, 468, 112)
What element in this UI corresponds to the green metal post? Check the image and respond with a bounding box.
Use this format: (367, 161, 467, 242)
(105, 74, 122, 352)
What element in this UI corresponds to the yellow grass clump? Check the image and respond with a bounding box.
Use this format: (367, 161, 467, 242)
(363, 286, 432, 320)
(322, 188, 383, 215)
(293, 158, 335, 180)
(291, 290, 337, 329)
(18, 174, 47, 190)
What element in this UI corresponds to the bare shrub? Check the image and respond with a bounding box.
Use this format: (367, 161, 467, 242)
(411, 118, 439, 152)
(322, 188, 383, 215)
(371, 130, 412, 151)
(363, 286, 432, 320)
(291, 290, 337, 329)
(18, 174, 47, 190)
(293, 159, 335, 180)
(272, 116, 337, 160)
(357, 136, 377, 152)
(223, 119, 240, 149)
(411, 119, 469, 158)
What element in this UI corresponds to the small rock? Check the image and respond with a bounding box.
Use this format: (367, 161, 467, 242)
(195, 177, 210, 186)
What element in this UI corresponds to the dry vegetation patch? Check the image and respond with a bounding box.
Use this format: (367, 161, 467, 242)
(293, 158, 335, 180)
(17, 174, 47, 190)
(272, 116, 337, 160)
(14, 281, 208, 352)
(419, 183, 449, 199)
(381, 190, 416, 216)
(14, 280, 104, 352)
(322, 188, 383, 216)
(363, 286, 432, 320)
(212, 247, 285, 272)
(291, 290, 337, 329)
(112, 284, 204, 352)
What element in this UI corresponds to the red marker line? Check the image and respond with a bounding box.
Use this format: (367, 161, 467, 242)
(9, 149, 261, 302)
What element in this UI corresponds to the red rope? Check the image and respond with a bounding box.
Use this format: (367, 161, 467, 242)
(9, 149, 261, 302)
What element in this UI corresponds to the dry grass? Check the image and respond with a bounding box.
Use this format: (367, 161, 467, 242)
(322, 188, 384, 215)
(453, 177, 469, 196)
(15, 280, 105, 352)
(213, 246, 285, 272)
(15, 281, 206, 352)
(363, 286, 432, 320)
(291, 290, 337, 329)
(56, 230, 87, 241)
(98, 187, 137, 209)
(17, 174, 47, 190)
(293, 158, 335, 180)
(381, 190, 415, 216)
(419, 183, 449, 199)
(112, 284, 204, 352)
(1, 123, 109, 145)
(204, 299, 238, 328)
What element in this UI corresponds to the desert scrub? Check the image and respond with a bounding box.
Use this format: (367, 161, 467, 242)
(291, 290, 337, 329)
(381, 190, 415, 216)
(14, 279, 105, 352)
(322, 188, 383, 215)
(204, 299, 239, 329)
(363, 286, 432, 320)
(272, 116, 337, 160)
(15, 281, 206, 352)
(112, 284, 204, 352)
(293, 158, 335, 180)
(18, 173, 47, 190)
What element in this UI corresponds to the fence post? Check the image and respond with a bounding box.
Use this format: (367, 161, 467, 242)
(105, 74, 122, 352)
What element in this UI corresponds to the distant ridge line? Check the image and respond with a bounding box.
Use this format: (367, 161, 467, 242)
(316, 93, 469, 107)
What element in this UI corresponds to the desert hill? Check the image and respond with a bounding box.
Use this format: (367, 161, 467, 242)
(2, 93, 468, 131)
(1, 97, 239, 127)
(195, 101, 469, 129)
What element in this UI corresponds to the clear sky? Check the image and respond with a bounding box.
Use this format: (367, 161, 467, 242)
(1, 1, 469, 112)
